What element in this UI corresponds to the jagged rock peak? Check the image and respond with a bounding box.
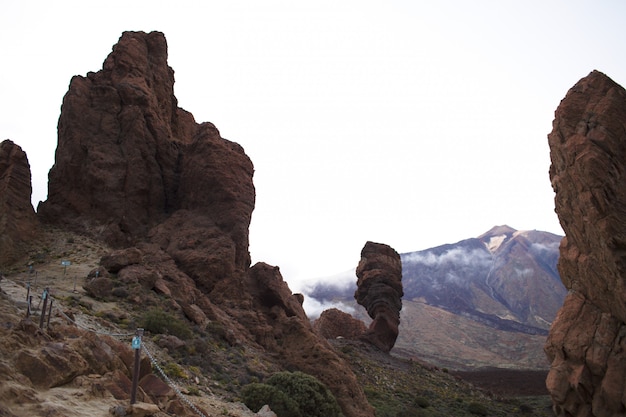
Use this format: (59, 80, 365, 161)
(37, 31, 255, 259)
(545, 70, 626, 417)
(354, 241, 403, 353)
(0, 139, 38, 265)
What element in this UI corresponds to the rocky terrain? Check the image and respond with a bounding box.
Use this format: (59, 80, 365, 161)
(545, 70, 626, 416)
(307, 225, 565, 370)
(0, 229, 555, 416)
(4, 29, 625, 417)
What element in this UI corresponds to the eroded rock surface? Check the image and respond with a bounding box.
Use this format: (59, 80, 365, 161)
(0, 140, 38, 266)
(32, 31, 374, 417)
(545, 70, 626, 417)
(355, 241, 403, 353)
(313, 308, 368, 340)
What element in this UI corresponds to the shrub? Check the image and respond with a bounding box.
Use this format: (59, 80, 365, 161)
(241, 383, 300, 416)
(241, 371, 343, 417)
(141, 308, 192, 340)
(467, 402, 488, 416)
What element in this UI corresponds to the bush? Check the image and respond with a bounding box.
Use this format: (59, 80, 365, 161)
(141, 308, 192, 340)
(241, 383, 300, 416)
(467, 402, 488, 416)
(241, 371, 343, 417)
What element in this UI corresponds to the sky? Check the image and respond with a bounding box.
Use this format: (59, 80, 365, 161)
(2, 1, 626, 293)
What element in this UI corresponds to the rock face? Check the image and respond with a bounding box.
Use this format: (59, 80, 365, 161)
(0, 140, 38, 265)
(545, 70, 626, 416)
(313, 308, 368, 340)
(354, 241, 403, 352)
(32, 31, 374, 417)
(38, 30, 255, 270)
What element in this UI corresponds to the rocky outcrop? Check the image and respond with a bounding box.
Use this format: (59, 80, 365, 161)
(37, 30, 255, 270)
(240, 263, 375, 417)
(354, 241, 403, 353)
(313, 308, 368, 340)
(545, 70, 626, 416)
(0, 140, 38, 266)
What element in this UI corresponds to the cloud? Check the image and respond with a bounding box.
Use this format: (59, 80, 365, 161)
(529, 242, 560, 257)
(302, 297, 355, 320)
(402, 247, 493, 269)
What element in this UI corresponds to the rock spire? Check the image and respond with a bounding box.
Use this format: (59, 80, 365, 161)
(545, 70, 626, 417)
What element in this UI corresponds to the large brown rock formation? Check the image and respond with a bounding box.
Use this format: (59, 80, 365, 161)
(33, 31, 374, 417)
(0, 140, 38, 265)
(355, 241, 403, 352)
(545, 70, 626, 416)
(38, 30, 254, 269)
(313, 308, 368, 340)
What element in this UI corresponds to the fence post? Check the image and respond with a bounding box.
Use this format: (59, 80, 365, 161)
(46, 298, 54, 328)
(130, 328, 144, 405)
(26, 295, 32, 318)
(39, 288, 49, 329)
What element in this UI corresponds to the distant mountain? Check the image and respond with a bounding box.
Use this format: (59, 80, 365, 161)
(305, 225, 567, 369)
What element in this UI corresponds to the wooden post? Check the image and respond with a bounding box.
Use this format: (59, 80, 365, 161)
(130, 328, 144, 405)
(39, 288, 49, 329)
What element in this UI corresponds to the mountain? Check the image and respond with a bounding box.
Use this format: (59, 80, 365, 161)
(305, 225, 566, 370)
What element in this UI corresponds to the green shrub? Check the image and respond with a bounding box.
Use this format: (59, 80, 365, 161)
(467, 402, 488, 416)
(241, 371, 343, 417)
(241, 383, 300, 416)
(414, 396, 430, 408)
(141, 308, 192, 340)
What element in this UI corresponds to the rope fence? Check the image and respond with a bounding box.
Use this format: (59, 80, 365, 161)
(2, 278, 209, 417)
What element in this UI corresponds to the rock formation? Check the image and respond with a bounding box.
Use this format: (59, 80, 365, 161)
(0, 140, 38, 266)
(355, 241, 403, 352)
(313, 308, 368, 340)
(37, 30, 255, 270)
(545, 70, 626, 416)
(31, 31, 374, 417)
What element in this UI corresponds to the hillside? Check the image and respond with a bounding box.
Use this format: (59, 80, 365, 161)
(305, 226, 566, 370)
(0, 227, 557, 416)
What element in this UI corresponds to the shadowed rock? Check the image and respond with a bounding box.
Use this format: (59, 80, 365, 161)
(313, 308, 368, 340)
(545, 70, 626, 417)
(0, 140, 38, 266)
(32, 31, 374, 417)
(354, 241, 403, 352)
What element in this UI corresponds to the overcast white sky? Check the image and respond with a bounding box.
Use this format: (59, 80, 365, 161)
(2, 1, 625, 290)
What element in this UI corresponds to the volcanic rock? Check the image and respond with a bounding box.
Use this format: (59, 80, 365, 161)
(37, 31, 255, 265)
(239, 263, 375, 417)
(354, 241, 403, 353)
(24, 31, 374, 417)
(0, 140, 38, 266)
(545, 70, 626, 417)
(313, 308, 368, 340)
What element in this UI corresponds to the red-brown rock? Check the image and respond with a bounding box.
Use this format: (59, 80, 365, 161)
(313, 308, 368, 340)
(236, 263, 375, 417)
(354, 241, 403, 353)
(38, 31, 255, 262)
(545, 70, 626, 417)
(0, 140, 38, 266)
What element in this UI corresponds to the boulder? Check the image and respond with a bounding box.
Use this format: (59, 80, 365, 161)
(545, 70, 626, 416)
(354, 241, 403, 353)
(0, 140, 38, 265)
(313, 308, 367, 340)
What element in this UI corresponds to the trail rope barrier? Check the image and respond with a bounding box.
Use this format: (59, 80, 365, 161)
(143, 344, 209, 417)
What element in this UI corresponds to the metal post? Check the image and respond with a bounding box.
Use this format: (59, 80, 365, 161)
(39, 288, 49, 329)
(47, 298, 54, 328)
(130, 328, 144, 405)
(26, 295, 32, 318)
(26, 282, 30, 302)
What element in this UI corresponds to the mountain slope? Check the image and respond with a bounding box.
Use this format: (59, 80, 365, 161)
(305, 226, 566, 369)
